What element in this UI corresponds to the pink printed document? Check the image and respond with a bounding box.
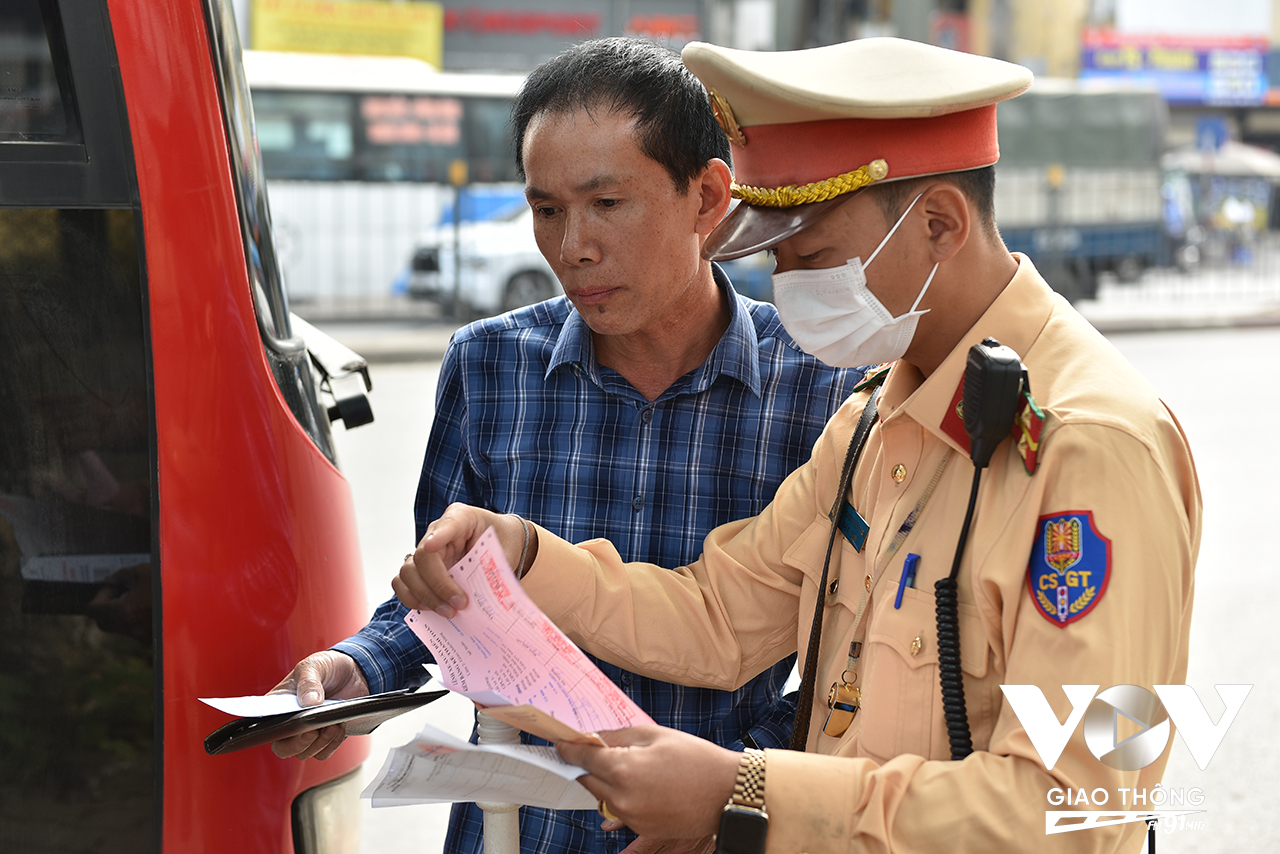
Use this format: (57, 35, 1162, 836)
(404, 527, 654, 743)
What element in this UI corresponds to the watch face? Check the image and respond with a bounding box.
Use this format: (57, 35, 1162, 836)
(717, 805, 768, 854)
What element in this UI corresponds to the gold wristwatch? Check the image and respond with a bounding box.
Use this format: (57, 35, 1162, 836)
(716, 748, 768, 854)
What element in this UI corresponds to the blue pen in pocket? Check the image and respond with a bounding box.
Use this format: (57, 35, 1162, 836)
(894, 553, 920, 609)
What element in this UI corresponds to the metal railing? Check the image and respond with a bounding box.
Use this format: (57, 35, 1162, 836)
(1086, 230, 1280, 321)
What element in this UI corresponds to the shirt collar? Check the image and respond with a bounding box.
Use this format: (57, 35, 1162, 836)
(545, 264, 763, 398)
(880, 253, 1056, 456)
(545, 301, 598, 380)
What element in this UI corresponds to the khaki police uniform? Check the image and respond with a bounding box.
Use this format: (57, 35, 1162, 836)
(524, 254, 1199, 852)
(518, 37, 1201, 854)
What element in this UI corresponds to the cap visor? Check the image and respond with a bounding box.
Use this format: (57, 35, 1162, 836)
(703, 192, 859, 261)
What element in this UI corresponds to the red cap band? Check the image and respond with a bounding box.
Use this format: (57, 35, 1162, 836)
(734, 105, 999, 191)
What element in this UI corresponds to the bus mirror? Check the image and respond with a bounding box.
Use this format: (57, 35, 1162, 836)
(291, 313, 373, 391)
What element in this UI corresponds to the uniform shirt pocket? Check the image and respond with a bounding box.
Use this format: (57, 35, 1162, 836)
(857, 584, 993, 762)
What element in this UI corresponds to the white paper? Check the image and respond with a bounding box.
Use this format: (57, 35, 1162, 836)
(404, 526, 654, 735)
(361, 724, 597, 810)
(198, 693, 341, 718)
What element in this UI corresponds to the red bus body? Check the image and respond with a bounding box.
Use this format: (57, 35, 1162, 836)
(106, 4, 371, 847)
(1, 0, 371, 850)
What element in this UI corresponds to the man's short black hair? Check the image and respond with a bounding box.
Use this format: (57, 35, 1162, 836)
(871, 166, 998, 238)
(511, 37, 731, 193)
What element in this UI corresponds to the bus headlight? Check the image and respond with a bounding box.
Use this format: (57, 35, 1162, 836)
(292, 768, 363, 854)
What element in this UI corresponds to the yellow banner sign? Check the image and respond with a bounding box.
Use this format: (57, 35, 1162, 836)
(253, 0, 443, 68)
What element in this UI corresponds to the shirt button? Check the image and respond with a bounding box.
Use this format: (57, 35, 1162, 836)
(864, 574, 872, 592)
(828, 579, 839, 597)
(910, 636, 923, 656)
(892, 464, 907, 483)
(632, 496, 644, 510)
(641, 408, 653, 423)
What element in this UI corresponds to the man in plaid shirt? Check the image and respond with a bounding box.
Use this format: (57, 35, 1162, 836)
(272, 38, 864, 854)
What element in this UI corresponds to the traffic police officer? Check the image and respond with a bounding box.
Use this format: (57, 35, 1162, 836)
(398, 37, 1200, 854)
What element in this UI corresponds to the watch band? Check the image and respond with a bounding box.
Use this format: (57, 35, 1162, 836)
(730, 748, 766, 809)
(717, 749, 769, 854)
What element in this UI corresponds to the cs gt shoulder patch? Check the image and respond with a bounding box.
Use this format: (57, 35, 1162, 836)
(1027, 511, 1111, 627)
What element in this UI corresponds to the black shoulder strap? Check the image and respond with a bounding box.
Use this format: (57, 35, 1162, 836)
(790, 385, 882, 751)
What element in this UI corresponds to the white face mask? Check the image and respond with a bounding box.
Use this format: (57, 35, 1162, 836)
(771, 193, 939, 368)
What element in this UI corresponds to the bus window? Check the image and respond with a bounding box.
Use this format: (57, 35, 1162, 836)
(1, 2, 155, 847)
(360, 92, 464, 181)
(0, 0, 81, 143)
(0, 207, 155, 852)
(255, 90, 357, 181)
(463, 95, 518, 183)
(253, 89, 518, 185)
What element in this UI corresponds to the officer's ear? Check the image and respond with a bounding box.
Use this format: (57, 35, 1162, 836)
(920, 182, 970, 265)
(694, 158, 733, 235)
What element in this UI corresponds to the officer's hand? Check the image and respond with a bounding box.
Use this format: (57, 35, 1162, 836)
(393, 504, 533, 618)
(557, 725, 738, 840)
(268, 650, 370, 760)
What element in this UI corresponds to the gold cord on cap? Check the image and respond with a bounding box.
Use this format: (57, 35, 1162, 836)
(732, 158, 889, 208)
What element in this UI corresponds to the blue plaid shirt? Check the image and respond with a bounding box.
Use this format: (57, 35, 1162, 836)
(335, 270, 863, 854)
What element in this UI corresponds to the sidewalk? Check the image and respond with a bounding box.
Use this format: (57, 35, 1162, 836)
(1077, 297, 1280, 333)
(302, 287, 1280, 364)
(296, 295, 461, 361)
(1077, 268, 1280, 333)
(310, 320, 462, 363)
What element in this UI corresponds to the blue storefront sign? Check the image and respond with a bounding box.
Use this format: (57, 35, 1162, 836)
(1080, 28, 1269, 106)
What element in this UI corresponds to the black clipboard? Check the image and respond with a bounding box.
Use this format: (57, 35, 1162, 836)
(203, 688, 449, 755)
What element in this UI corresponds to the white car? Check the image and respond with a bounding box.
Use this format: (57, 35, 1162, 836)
(407, 205, 560, 317)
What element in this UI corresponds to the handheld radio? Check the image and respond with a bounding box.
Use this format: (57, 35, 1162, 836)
(936, 337, 1026, 760)
(963, 338, 1025, 469)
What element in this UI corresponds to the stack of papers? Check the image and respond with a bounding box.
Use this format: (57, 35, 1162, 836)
(203, 528, 649, 808)
(363, 724, 598, 809)
(366, 526, 652, 807)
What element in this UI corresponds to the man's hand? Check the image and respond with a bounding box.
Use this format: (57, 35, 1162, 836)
(268, 651, 370, 760)
(393, 504, 533, 618)
(557, 725, 739, 840)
